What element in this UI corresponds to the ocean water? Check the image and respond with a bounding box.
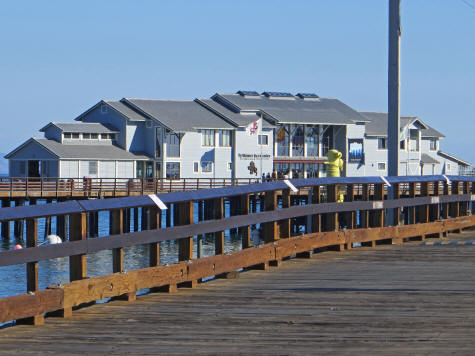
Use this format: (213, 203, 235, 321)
(0, 199, 266, 299)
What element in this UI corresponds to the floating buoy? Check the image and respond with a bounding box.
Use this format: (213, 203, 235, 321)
(45, 234, 62, 245)
(14, 244, 22, 250)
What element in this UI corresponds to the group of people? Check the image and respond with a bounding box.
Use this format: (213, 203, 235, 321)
(261, 170, 279, 182)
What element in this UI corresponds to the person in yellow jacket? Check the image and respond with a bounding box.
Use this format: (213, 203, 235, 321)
(324, 149, 344, 202)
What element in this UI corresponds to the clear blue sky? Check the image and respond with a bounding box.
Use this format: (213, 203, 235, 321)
(1, 0, 474, 170)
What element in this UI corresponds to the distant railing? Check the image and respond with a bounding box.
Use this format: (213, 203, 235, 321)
(0, 177, 261, 197)
(0, 175, 474, 326)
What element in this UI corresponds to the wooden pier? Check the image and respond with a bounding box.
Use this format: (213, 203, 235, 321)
(2, 232, 475, 354)
(0, 175, 474, 353)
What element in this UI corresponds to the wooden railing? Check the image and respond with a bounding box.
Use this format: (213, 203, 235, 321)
(0, 177, 261, 197)
(0, 175, 474, 326)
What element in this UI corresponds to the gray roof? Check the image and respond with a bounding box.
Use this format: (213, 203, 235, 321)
(213, 93, 368, 125)
(438, 151, 471, 166)
(421, 153, 440, 164)
(359, 112, 443, 137)
(195, 99, 274, 128)
(40, 122, 119, 134)
(33, 138, 150, 160)
(104, 101, 148, 122)
(122, 98, 234, 132)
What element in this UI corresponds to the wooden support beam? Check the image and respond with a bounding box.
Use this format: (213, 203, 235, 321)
(311, 186, 321, 233)
(326, 184, 338, 231)
(239, 194, 251, 249)
(409, 182, 417, 224)
(263, 190, 278, 243)
(69, 213, 87, 281)
(371, 183, 384, 228)
(280, 189, 291, 239)
(110, 209, 124, 273)
(178, 201, 193, 261)
(149, 206, 161, 268)
(360, 184, 370, 229)
(214, 198, 225, 255)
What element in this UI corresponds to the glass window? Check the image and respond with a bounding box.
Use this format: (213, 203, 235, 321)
(305, 163, 319, 178)
(377, 162, 386, 171)
(202, 130, 215, 147)
(83, 133, 91, 139)
(429, 139, 437, 151)
(201, 161, 213, 173)
(165, 131, 180, 157)
(409, 129, 419, 152)
(63, 133, 72, 139)
(291, 163, 304, 178)
(276, 125, 289, 156)
(218, 130, 231, 147)
(227, 162, 232, 171)
(72, 133, 80, 139)
(378, 138, 387, 149)
(155, 127, 162, 158)
(136, 161, 144, 178)
(306, 125, 319, 156)
(258, 135, 268, 145)
(274, 163, 290, 179)
(145, 162, 153, 178)
(400, 140, 406, 150)
(322, 126, 333, 157)
(166, 162, 180, 179)
(193, 162, 199, 173)
(88, 161, 98, 175)
(291, 125, 305, 157)
(91, 133, 98, 139)
(155, 162, 162, 178)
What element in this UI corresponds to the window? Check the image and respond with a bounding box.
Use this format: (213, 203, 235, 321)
(227, 162, 232, 171)
(166, 162, 180, 179)
(88, 161, 98, 175)
(155, 127, 162, 158)
(258, 134, 268, 145)
(201, 130, 215, 147)
(321, 126, 333, 157)
(291, 125, 305, 156)
(91, 133, 98, 139)
(101, 104, 108, 114)
(305, 163, 319, 178)
(377, 162, 386, 171)
(378, 138, 387, 149)
(218, 130, 231, 147)
(165, 131, 180, 157)
(446, 163, 452, 171)
(429, 138, 437, 151)
(409, 129, 419, 152)
(276, 125, 289, 156)
(83, 133, 91, 139)
(19, 161, 26, 175)
(193, 162, 199, 173)
(400, 140, 406, 150)
(136, 161, 144, 178)
(201, 161, 213, 173)
(72, 133, 80, 139)
(63, 133, 72, 139)
(306, 125, 319, 156)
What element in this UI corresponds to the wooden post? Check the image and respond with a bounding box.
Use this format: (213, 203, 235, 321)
(133, 207, 139, 232)
(149, 206, 161, 267)
(371, 183, 384, 228)
(18, 218, 44, 325)
(263, 190, 278, 243)
(177, 201, 195, 288)
(239, 194, 251, 249)
(419, 182, 429, 241)
(450, 181, 461, 233)
(311, 186, 321, 233)
(214, 198, 225, 255)
(345, 184, 354, 249)
(463, 181, 470, 216)
(69, 213, 87, 281)
(409, 182, 417, 224)
(110, 209, 124, 273)
(360, 184, 370, 229)
(280, 189, 291, 239)
(326, 184, 338, 231)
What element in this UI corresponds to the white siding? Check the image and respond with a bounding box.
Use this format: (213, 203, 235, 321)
(99, 161, 116, 178)
(117, 161, 134, 178)
(60, 160, 79, 178)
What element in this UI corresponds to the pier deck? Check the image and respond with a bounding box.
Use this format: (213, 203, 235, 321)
(2, 231, 475, 355)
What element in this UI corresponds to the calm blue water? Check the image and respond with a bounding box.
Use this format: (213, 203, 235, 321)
(0, 200, 266, 299)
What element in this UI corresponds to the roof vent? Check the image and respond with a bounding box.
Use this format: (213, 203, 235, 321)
(296, 93, 319, 99)
(262, 91, 293, 98)
(237, 90, 259, 97)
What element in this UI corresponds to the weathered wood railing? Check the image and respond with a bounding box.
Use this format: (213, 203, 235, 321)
(0, 177, 261, 198)
(0, 175, 474, 326)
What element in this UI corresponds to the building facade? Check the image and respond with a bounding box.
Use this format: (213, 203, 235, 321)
(5, 91, 470, 179)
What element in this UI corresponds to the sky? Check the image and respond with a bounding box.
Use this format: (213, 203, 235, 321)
(0, 0, 474, 171)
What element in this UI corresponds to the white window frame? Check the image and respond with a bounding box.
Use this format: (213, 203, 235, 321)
(218, 130, 232, 147)
(201, 161, 213, 173)
(201, 130, 215, 147)
(377, 162, 386, 171)
(88, 161, 98, 175)
(258, 134, 269, 146)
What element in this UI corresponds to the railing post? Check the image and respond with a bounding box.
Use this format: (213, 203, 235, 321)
(463, 181, 470, 216)
(311, 186, 321, 233)
(450, 181, 461, 233)
(371, 183, 384, 228)
(18, 218, 44, 325)
(239, 194, 251, 249)
(149, 206, 161, 267)
(418, 182, 430, 241)
(264, 189, 280, 267)
(177, 201, 196, 288)
(213, 197, 224, 255)
(409, 182, 417, 224)
(326, 184, 338, 232)
(361, 184, 370, 229)
(279, 188, 291, 239)
(110, 209, 124, 272)
(69, 213, 87, 282)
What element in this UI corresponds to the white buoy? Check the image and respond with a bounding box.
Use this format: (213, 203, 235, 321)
(45, 234, 62, 245)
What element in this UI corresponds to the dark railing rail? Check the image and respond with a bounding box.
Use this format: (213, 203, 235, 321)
(0, 175, 474, 326)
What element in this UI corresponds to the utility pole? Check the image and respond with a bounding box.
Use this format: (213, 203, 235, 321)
(388, 0, 401, 178)
(388, 0, 401, 225)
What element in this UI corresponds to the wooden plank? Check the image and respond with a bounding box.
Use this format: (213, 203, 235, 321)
(178, 201, 193, 261)
(69, 213, 87, 282)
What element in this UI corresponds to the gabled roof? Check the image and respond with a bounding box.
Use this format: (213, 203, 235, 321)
(6, 138, 150, 160)
(212, 93, 368, 125)
(121, 98, 234, 132)
(195, 98, 274, 128)
(438, 151, 471, 166)
(421, 153, 440, 165)
(359, 112, 443, 138)
(40, 122, 119, 133)
(75, 100, 148, 122)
